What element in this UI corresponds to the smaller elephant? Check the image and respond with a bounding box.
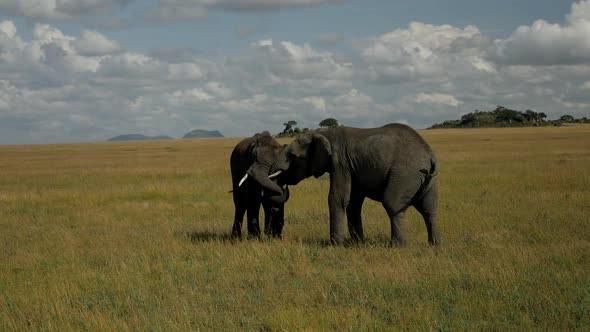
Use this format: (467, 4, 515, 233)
(255, 123, 439, 246)
(230, 131, 289, 239)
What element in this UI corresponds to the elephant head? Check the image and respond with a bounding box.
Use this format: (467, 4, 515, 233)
(268, 132, 332, 185)
(244, 133, 287, 196)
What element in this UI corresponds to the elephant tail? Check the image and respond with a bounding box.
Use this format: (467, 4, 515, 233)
(429, 155, 439, 178)
(417, 155, 438, 198)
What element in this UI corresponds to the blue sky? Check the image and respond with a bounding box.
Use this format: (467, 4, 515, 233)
(0, 0, 588, 144)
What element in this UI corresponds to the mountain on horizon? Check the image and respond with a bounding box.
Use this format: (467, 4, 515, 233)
(182, 129, 224, 139)
(107, 134, 174, 142)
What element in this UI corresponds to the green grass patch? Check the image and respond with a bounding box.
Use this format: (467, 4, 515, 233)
(1, 127, 589, 330)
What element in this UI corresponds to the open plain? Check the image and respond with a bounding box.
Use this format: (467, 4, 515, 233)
(1, 126, 589, 330)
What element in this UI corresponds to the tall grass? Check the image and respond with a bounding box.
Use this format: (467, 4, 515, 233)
(1, 126, 589, 330)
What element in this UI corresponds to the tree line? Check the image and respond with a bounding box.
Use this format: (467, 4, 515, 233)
(429, 106, 589, 129)
(277, 107, 588, 137)
(277, 118, 340, 137)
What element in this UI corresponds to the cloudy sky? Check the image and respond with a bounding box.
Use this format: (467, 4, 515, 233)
(1, 0, 589, 144)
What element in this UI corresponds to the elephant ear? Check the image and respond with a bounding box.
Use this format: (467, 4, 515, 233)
(310, 133, 332, 178)
(248, 133, 261, 158)
(251, 132, 274, 160)
(249, 132, 270, 160)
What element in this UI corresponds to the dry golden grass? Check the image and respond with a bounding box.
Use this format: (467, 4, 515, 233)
(1, 126, 589, 330)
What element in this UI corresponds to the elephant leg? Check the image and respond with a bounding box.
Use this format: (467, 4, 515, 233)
(261, 200, 272, 237)
(328, 171, 352, 245)
(382, 169, 422, 247)
(261, 200, 284, 238)
(270, 205, 284, 238)
(231, 190, 246, 238)
(386, 209, 407, 247)
(346, 192, 365, 242)
(246, 193, 262, 239)
(414, 179, 440, 246)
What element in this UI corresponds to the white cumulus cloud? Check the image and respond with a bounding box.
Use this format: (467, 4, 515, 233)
(0, 0, 132, 20)
(73, 30, 121, 56)
(252, 39, 353, 81)
(146, 0, 339, 21)
(2, 1, 590, 144)
(167, 63, 205, 81)
(362, 22, 491, 83)
(492, 0, 590, 65)
(414, 93, 461, 107)
(304, 96, 327, 112)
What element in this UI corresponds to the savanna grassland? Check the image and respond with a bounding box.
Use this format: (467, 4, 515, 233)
(1, 126, 589, 330)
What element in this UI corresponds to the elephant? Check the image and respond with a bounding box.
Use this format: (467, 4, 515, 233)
(250, 123, 439, 246)
(230, 131, 289, 239)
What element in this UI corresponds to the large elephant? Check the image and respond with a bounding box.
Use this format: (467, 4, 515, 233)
(253, 123, 439, 246)
(230, 131, 289, 239)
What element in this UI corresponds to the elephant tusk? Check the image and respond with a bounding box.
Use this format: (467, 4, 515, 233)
(268, 170, 282, 179)
(238, 173, 249, 187)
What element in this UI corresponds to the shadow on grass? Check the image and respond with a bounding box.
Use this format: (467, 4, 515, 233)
(296, 238, 334, 248)
(178, 230, 411, 249)
(178, 230, 234, 244)
(293, 235, 396, 249)
(178, 230, 281, 244)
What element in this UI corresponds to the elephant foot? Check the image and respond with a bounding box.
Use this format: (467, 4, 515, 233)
(390, 239, 407, 248)
(268, 233, 282, 240)
(246, 226, 261, 240)
(270, 227, 283, 239)
(349, 233, 364, 243)
(330, 237, 345, 246)
(246, 232, 261, 240)
(231, 225, 242, 239)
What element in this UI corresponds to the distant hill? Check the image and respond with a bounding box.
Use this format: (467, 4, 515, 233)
(107, 134, 174, 142)
(182, 129, 224, 139)
(429, 106, 589, 129)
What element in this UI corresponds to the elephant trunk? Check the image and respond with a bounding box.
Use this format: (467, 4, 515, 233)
(248, 161, 283, 196)
(268, 185, 289, 204)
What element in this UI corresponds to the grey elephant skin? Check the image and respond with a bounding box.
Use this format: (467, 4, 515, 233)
(230, 132, 289, 239)
(262, 123, 439, 246)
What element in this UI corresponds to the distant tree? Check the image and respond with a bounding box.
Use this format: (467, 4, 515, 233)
(524, 110, 538, 122)
(523, 110, 548, 123)
(282, 120, 298, 135)
(319, 118, 339, 128)
(460, 113, 473, 122)
(494, 106, 520, 123)
(460, 112, 478, 126)
(283, 120, 297, 131)
(560, 115, 574, 123)
(427, 106, 584, 129)
(514, 114, 525, 123)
